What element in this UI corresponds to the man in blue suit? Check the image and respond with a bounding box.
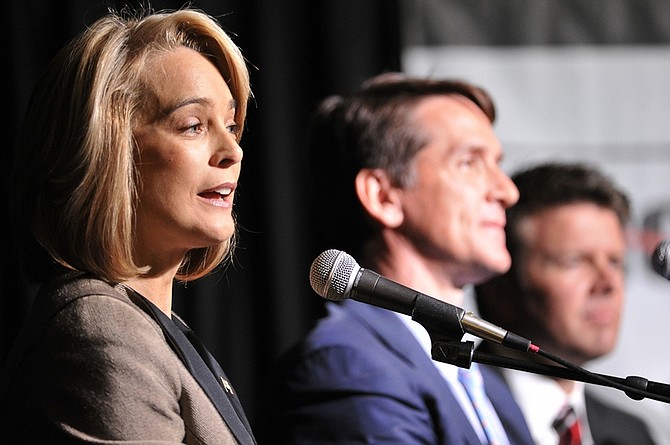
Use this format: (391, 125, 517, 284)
(255, 73, 534, 444)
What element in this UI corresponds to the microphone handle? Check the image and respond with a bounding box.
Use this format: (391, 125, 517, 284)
(412, 292, 467, 341)
(351, 270, 467, 340)
(352, 270, 418, 316)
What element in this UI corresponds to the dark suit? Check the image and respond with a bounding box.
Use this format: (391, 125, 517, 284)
(479, 361, 657, 445)
(585, 391, 656, 444)
(0, 273, 256, 444)
(255, 300, 534, 444)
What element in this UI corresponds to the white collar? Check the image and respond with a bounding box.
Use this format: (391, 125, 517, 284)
(502, 368, 593, 445)
(395, 313, 510, 445)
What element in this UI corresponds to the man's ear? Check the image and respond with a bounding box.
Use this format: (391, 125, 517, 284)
(355, 168, 404, 228)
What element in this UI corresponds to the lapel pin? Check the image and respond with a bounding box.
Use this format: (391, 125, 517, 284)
(220, 377, 234, 394)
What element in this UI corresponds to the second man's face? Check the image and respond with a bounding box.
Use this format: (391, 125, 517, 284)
(517, 202, 626, 364)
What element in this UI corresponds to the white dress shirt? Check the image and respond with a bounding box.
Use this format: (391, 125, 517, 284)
(396, 313, 510, 445)
(502, 368, 595, 445)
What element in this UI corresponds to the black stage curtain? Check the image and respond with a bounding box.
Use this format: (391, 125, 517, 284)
(2, 0, 401, 421)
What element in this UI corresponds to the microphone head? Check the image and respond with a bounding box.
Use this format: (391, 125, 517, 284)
(652, 239, 670, 280)
(309, 249, 360, 301)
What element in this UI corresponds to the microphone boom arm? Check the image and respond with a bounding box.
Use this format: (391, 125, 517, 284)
(430, 338, 670, 404)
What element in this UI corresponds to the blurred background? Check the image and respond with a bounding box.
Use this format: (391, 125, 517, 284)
(3, 0, 670, 442)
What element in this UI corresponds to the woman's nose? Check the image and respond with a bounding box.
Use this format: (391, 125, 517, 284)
(212, 134, 243, 168)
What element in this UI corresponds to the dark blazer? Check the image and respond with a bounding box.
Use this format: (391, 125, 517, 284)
(585, 391, 656, 445)
(479, 356, 657, 445)
(0, 273, 256, 445)
(255, 299, 534, 445)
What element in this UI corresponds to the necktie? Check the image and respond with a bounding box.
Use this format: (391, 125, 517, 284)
(458, 364, 509, 445)
(553, 405, 582, 445)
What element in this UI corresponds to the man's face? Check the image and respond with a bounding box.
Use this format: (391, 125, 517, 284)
(516, 203, 626, 364)
(396, 95, 519, 287)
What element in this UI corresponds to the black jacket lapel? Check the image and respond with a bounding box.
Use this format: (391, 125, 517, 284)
(136, 294, 256, 445)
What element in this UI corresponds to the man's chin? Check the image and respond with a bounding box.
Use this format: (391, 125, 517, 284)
(482, 253, 512, 276)
(469, 259, 511, 286)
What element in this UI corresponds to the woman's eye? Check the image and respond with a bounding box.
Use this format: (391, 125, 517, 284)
(183, 122, 203, 134)
(226, 124, 239, 135)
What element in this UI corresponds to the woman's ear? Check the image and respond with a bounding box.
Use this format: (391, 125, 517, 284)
(355, 168, 404, 228)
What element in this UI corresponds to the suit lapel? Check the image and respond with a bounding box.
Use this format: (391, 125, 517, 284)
(341, 300, 484, 445)
(173, 315, 255, 433)
(343, 300, 431, 366)
(480, 364, 535, 445)
(137, 295, 256, 445)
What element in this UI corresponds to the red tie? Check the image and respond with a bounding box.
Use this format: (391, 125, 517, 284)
(553, 405, 582, 445)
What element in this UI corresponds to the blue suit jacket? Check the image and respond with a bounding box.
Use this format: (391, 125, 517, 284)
(255, 300, 534, 445)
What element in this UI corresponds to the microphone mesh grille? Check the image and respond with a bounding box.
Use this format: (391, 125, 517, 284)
(652, 239, 670, 279)
(309, 249, 358, 301)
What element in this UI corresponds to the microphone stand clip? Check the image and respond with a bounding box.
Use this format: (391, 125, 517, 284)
(431, 339, 476, 369)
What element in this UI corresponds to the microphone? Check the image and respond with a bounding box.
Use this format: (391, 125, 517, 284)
(651, 239, 670, 280)
(309, 249, 535, 352)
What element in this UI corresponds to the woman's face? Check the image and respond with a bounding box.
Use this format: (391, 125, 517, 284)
(132, 46, 242, 267)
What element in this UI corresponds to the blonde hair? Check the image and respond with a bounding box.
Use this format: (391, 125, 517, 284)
(12, 8, 251, 283)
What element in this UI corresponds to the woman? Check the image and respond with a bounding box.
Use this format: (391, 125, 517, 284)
(0, 7, 256, 444)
